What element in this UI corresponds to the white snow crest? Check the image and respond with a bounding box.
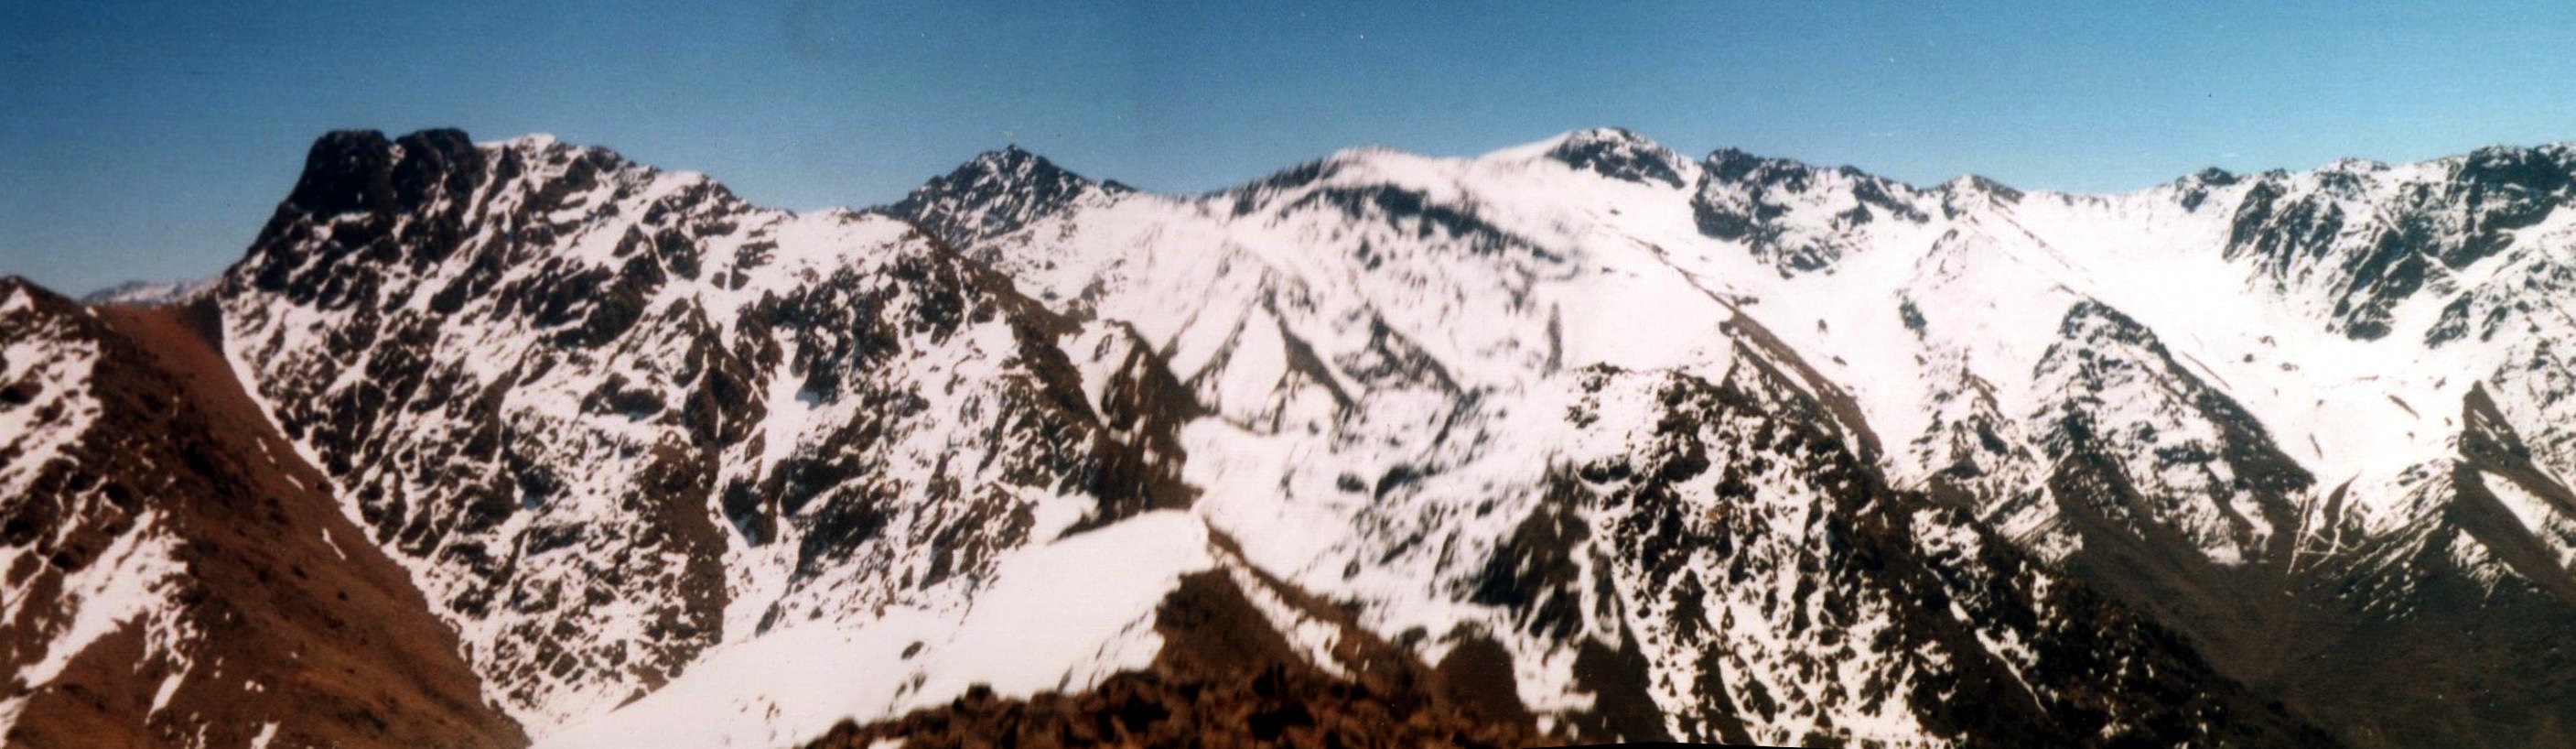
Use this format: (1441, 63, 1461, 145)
(537, 511, 1213, 749)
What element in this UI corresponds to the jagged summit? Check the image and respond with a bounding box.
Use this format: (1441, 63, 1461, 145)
(936, 144, 1072, 190)
(2180, 166, 2243, 186)
(281, 128, 481, 216)
(497, 132, 565, 148)
(1701, 146, 1843, 182)
(1937, 173, 2023, 200)
(1556, 125, 1654, 143)
(886, 144, 1130, 248)
(1532, 126, 1691, 188)
(900, 128, 2567, 227)
(278, 128, 722, 213)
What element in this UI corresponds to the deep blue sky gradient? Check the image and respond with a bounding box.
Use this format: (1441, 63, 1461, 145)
(5, 1, 2574, 292)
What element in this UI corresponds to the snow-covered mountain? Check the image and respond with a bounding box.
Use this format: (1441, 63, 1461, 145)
(213, 129, 1199, 737)
(879, 127, 2576, 748)
(5, 126, 2571, 748)
(80, 277, 214, 307)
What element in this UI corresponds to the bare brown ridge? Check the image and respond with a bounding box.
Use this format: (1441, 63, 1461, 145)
(2, 289, 524, 748)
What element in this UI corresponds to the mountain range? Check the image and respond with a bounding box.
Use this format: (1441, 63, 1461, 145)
(5, 126, 2572, 748)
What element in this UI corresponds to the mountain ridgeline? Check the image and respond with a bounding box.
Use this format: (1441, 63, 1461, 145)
(5, 126, 2572, 748)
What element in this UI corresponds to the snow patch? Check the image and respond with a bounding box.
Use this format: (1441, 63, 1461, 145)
(538, 511, 1212, 749)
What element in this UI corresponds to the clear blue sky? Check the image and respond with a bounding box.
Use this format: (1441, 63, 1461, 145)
(6, 1, 2573, 294)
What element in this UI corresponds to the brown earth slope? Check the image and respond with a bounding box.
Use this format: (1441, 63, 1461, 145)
(1, 279, 523, 748)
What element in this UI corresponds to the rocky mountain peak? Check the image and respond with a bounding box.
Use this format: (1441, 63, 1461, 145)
(1543, 127, 1689, 188)
(1939, 173, 2023, 201)
(282, 127, 484, 217)
(1699, 146, 1804, 184)
(1691, 147, 1930, 276)
(0, 273, 40, 299)
(2186, 166, 2244, 186)
(888, 145, 1127, 248)
(2451, 143, 2576, 201)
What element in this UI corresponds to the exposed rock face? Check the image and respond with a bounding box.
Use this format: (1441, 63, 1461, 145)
(1547, 127, 1689, 189)
(1477, 363, 2333, 747)
(1693, 147, 1933, 276)
(888, 145, 1133, 251)
(215, 130, 1195, 734)
(0, 281, 523, 748)
(2223, 146, 2576, 341)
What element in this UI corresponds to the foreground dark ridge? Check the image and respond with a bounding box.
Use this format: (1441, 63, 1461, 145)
(806, 570, 1564, 749)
